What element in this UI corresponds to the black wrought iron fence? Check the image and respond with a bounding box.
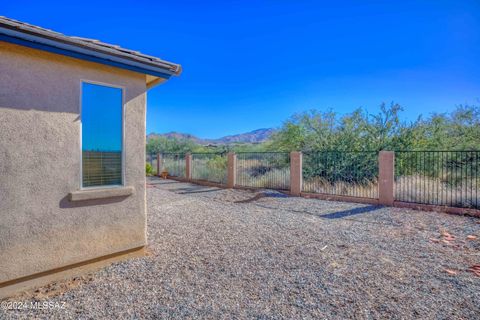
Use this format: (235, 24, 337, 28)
(395, 151, 479, 209)
(147, 149, 480, 211)
(302, 151, 379, 199)
(191, 153, 227, 184)
(160, 153, 186, 177)
(236, 152, 290, 190)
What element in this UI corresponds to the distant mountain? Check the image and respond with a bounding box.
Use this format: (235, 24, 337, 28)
(147, 128, 276, 145)
(215, 128, 276, 144)
(148, 132, 204, 143)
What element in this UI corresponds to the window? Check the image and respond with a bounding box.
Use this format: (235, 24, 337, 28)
(81, 82, 123, 188)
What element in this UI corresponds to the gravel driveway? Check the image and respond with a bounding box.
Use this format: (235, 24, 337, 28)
(2, 177, 480, 319)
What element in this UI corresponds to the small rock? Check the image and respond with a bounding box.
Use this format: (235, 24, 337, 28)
(444, 269, 457, 275)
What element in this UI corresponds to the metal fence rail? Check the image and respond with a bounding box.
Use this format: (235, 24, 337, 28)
(236, 152, 290, 190)
(395, 151, 479, 209)
(191, 153, 227, 184)
(160, 153, 186, 178)
(145, 149, 480, 212)
(302, 151, 379, 199)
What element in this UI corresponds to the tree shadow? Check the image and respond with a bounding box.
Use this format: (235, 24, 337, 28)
(251, 202, 385, 221)
(319, 205, 382, 219)
(177, 188, 221, 194)
(235, 191, 289, 203)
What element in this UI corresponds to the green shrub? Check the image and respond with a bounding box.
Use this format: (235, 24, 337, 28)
(146, 163, 153, 176)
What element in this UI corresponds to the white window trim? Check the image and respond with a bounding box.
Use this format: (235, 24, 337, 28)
(79, 80, 126, 190)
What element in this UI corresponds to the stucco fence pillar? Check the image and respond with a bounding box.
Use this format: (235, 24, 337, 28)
(378, 151, 395, 206)
(156, 153, 162, 176)
(290, 151, 303, 196)
(185, 153, 192, 180)
(227, 152, 237, 188)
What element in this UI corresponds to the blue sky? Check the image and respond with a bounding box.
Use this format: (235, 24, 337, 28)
(3, 1, 480, 138)
(82, 83, 122, 151)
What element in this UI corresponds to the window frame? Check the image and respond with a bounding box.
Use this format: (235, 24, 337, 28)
(79, 80, 126, 190)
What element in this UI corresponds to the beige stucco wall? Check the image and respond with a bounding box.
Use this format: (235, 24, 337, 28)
(0, 42, 147, 285)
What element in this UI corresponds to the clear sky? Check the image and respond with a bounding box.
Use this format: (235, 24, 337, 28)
(3, 1, 479, 138)
(82, 83, 122, 151)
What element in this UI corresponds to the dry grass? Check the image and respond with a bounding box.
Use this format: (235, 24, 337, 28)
(303, 176, 378, 198)
(235, 157, 290, 189)
(395, 175, 479, 208)
(236, 168, 290, 189)
(161, 158, 186, 178)
(191, 157, 227, 184)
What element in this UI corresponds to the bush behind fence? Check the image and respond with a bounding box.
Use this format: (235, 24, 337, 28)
(160, 153, 186, 178)
(236, 152, 290, 190)
(146, 153, 158, 174)
(302, 151, 379, 199)
(191, 153, 228, 184)
(395, 151, 480, 209)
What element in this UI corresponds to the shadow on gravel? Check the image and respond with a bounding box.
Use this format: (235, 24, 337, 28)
(319, 205, 382, 219)
(166, 186, 215, 192)
(178, 188, 221, 194)
(149, 181, 182, 185)
(235, 191, 289, 203)
(251, 203, 392, 225)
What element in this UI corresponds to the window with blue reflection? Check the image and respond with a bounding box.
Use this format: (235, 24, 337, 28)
(81, 82, 123, 187)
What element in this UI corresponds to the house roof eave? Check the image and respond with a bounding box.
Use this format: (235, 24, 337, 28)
(0, 16, 182, 79)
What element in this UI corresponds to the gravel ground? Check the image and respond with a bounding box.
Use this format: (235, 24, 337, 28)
(2, 177, 480, 319)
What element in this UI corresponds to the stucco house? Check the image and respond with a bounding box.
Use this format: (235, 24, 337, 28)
(0, 16, 181, 298)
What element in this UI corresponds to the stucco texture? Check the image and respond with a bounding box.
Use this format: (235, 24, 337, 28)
(0, 42, 147, 284)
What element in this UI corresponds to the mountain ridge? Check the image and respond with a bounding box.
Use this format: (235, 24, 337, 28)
(147, 128, 276, 145)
